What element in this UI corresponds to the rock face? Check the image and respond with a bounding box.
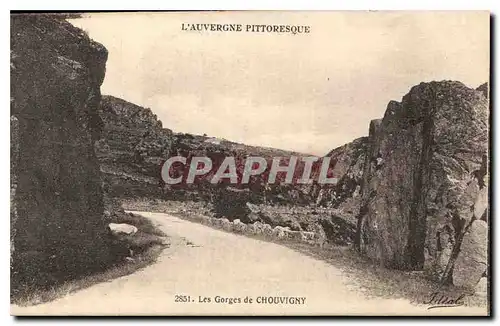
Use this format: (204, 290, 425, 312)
(97, 95, 174, 198)
(318, 137, 368, 220)
(11, 15, 110, 286)
(356, 81, 489, 287)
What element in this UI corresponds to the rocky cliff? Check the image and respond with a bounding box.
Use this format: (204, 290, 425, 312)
(97, 95, 174, 198)
(11, 15, 110, 287)
(356, 81, 489, 289)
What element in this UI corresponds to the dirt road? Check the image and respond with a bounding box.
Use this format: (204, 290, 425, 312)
(12, 211, 488, 316)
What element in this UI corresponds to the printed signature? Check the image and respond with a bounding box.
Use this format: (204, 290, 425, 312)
(423, 292, 467, 310)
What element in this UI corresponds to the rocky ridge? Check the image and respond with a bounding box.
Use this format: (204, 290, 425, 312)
(98, 96, 340, 206)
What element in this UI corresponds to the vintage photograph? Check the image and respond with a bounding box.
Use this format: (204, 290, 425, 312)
(10, 11, 490, 316)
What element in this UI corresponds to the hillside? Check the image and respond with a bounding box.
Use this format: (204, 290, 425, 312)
(356, 81, 489, 289)
(98, 96, 346, 207)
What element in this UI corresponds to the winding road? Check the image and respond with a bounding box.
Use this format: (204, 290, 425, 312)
(12, 211, 488, 316)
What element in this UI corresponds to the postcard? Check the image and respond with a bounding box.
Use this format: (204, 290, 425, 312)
(10, 11, 490, 316)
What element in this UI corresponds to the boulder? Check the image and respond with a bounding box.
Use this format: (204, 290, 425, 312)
(108, 223, 138, 236)
(452, 220, 488, 289)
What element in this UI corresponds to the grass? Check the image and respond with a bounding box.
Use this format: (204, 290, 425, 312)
(12, 211, 168, 307)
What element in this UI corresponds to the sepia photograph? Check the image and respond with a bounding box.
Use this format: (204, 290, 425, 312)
(9, 10, 490, 316)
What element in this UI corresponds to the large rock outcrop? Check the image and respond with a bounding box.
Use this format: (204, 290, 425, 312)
(11, 15, 110, 286)
(356, 81, 489, 287)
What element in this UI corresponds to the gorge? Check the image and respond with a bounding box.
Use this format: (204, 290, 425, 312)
(10, 14, 490, 302)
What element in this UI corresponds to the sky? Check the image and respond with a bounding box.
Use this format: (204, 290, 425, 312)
(71, 11, 489, 155)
